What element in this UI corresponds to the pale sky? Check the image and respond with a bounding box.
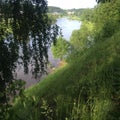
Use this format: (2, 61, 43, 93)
(47, 0, 97, 9)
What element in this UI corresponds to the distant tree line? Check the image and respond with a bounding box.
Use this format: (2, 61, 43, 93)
(48, 6, 66, 14)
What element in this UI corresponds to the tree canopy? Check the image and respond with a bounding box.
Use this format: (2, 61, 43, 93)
(0, 0, 59, 118)
(96, 0, 112, 3)
(70, 21, 95, 51)
(52, 37, 71, 60)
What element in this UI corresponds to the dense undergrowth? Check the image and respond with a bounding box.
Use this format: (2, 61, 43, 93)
(8, 30, 120, 120)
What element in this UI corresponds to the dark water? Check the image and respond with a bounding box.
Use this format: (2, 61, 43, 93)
(16, 18, 81, 87)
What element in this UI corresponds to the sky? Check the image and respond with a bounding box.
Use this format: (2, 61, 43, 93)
(47, 0, 97, 9)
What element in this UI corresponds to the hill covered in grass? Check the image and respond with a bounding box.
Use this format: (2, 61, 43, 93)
(9, 30, 120, 119)
(9, 1, 120, 120)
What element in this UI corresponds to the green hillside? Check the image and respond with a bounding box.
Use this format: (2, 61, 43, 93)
(9, 31, 120, 119)
(8, 0, 120, 120)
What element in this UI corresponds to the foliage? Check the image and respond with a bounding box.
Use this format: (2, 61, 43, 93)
(47, 13, 58, 24)
(52, 37, 71, 60)
(71, 8, 86, 18)
(48, 6, 66, 14)
(0, 0, 59, 118)
(93, 0, 120, 40)
(80, 8, 94, 21)
(70, 21, 95, 51)
(96, 0, 113, 3)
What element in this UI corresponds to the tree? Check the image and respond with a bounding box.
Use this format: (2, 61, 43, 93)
(93, 0, 120, 40)
(70, 21, 95, 51)
(81, 9, 94, 21)
(96, 0, 112, 3)
(52, 37, 71, 60)
(0, 0, 59, 118)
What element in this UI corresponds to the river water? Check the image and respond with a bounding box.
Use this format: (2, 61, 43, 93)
(56, 18, 81, 40)
(16, 18, 81, 87)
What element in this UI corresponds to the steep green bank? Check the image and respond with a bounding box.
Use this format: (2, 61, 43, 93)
(9, 1, 120, 119)
(9, 31, 120, 120)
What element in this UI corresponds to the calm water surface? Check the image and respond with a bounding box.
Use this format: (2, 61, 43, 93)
(56, 18, 81, 40)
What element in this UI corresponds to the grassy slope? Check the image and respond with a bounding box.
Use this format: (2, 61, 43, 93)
(10, 32, 120, 120)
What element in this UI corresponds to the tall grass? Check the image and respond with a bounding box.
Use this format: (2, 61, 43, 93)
(9, 32, 120, 120)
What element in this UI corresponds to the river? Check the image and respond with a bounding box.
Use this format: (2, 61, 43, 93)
(56, 18, 81, 40)
(16, 18, 81, 87)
